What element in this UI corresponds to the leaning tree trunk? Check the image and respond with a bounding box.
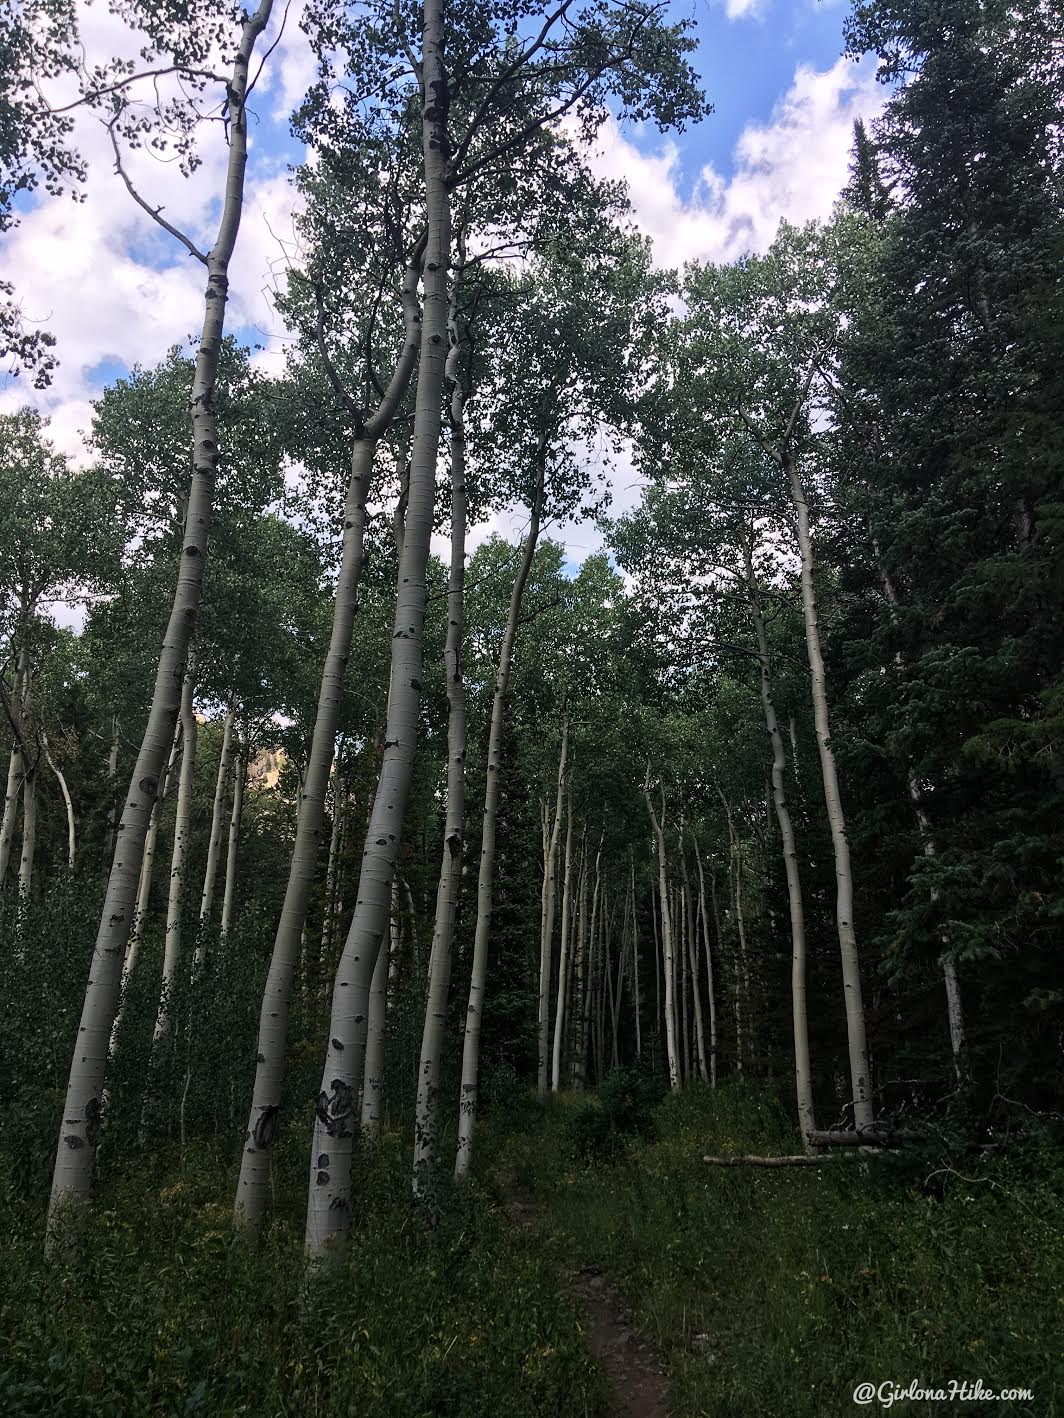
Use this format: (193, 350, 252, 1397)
(41, 731, 76, 868)
(0, 651, 28, 888)
(111, 723, 181, 1058)
(413, 310, 468, 1195)
(235, 260, 421, 1242)
(787, 455, 872, 1129)
(152, 671, 198, 1048)
(644, 780, 680, 1090)
(744, 541, 815, 1144)
(551, 791, 575, 1091)
(196, 707, 235, 942)
(303, 0, 450, 1258)
(219, 733, 246, 943)
(46, 0, 277, 1254)
(537, 696, 569, 1100)
(454, 461, 546, 1181)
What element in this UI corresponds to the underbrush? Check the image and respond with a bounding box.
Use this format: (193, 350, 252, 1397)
(0, 1129, 607, 1418)
(494, 1080, 1063, 1417)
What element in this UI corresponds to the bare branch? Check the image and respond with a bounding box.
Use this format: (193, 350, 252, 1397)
(106, 116, 208, 264)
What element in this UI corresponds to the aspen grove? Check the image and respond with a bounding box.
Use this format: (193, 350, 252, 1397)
(0, 0, 1062, 1413)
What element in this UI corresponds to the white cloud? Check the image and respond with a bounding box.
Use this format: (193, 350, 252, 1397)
(586, 55, 884, 271)
(721, 0, 766, 19)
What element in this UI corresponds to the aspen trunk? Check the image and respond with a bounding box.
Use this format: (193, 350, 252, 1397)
(0, 653, 28, 889)
(551, 791, 575, 1091)
(17, 766, 37, 906)
(151, 672, 197, 1050)
(787, 456, 872, 1129)
(219, 734, 246, 943)
(681, 855, 707, 1082)
(693, 841, 718, 1088)
(47, 0, 277, 1252)
(718, 790, 748, 1076)
(360, 911, 390, 1135)
(537, 702, 569, 1100)
(644, 780, 680, 1090)
(236, 268, 420, 1239)
(197, 708, 234, 936)
(303, 0, 450, 1256)
(455, 467, 545, 1178)
(678, 882, 689, 1080)
(413, 319, 467, 1191)
(41, 730, 76, 868)
(630, 858, 642, 1059)
(744, 541, 815, 1142)
(571, 837, 595, 1090)
(112, 723, 181, 1056)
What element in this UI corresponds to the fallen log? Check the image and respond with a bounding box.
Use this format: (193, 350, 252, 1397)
(702, 1153, 861, 1168)
(808, 1129, 924, 1148)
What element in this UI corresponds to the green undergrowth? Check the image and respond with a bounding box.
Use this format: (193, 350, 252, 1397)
(488, 1082, 1064, 1418)
(0, 1127, 607, 1418)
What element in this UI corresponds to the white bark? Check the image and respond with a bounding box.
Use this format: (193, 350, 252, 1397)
(537, 699, 569, 1100)
(692, 840, 718, 1088)
(681, 856, 707, 1082)
(787, 456, 873, 1129)
(644, 778, 680, 1090)
(630, 857, 641, 1059)
(303, 0, 450, 1257)
(360, 904, 390, 1135)
(219, 733, 246, 943)
(17, 765, 37, 906)
(454, 466, 545, 1180)
(197, 707, 234, 937)
(109, 724, 181, 1060)
(153, 672, 198, 1046)
(47, 0, 277, 1252)
(236, 261, 421, 1240)
(718, 790, 748, 1077)
(744, 540, 815, 1143)
(0, 653, 28, 888)
(550, 790, 575, 1091)
(40, 730, 75, 869)
(413, 311, 467, 1193)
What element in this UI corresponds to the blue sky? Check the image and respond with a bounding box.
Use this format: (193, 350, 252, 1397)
(2, 0, 883, 509)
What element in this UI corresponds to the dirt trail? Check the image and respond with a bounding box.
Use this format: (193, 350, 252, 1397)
(505, 1188, 669, 1418)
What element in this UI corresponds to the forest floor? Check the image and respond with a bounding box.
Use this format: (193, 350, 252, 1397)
(504, 1179, 669, 1418)
(0, 1082, 1060, 1416)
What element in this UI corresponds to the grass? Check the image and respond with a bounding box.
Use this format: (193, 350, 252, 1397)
(0, 1122, 607, 1418)
(486, 1081, 1064, 1417)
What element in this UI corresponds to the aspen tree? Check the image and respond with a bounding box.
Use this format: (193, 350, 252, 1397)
(218, 734, 246, 944)
(551, 790, 575, 1090)
(539, 717, 569, 1098)
(197, 708, 234, 933)
(236, 239, 423, 1239)
(414, 285, 468, 1190)
(742, 533, 815, 1142)
(47, 0, 280, 1250)
(303, 0, 452, 1257)
(644, 773, 680, 1089)
(455, 465, 547, 1179)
